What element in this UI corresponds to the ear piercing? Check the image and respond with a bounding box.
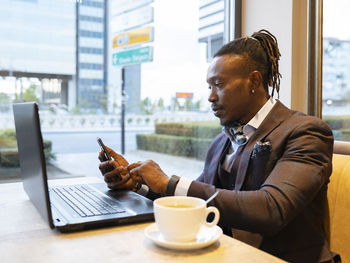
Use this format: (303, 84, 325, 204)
(251, 89, 255, 94)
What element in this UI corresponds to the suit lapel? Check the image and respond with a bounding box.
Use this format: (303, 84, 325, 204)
(234, 100, 293, 190)
(208, 134, 230, 185)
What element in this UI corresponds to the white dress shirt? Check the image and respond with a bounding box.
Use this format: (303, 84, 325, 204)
(174, 97, 277, 196)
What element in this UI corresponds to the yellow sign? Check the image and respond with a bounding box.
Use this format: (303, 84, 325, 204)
(112, 26, 154, 48)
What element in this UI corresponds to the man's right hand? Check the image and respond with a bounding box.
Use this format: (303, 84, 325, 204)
(98, 146, 141, 191)
(98, 145, 128, 166)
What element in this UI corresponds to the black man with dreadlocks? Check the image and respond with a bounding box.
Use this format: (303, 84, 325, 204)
(99, 30, 336, 262)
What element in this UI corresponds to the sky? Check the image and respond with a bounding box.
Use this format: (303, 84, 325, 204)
(142, 0, 350, 106)
(1, 0, 211, 107)
(127, 0, 350, 106)
(2, 0, 350, 105)
(141, 0, 350, 106)
(323, 0, 350, 40)
(140, 0, 210, 106)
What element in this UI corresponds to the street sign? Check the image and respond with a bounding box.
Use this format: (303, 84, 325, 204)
(112, 26, 154, 49)
(110, 5, 153, 33)
(112, 46, 153, 66)
(111, 0, 154, 16)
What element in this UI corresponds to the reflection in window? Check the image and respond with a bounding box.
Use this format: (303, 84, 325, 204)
(322, 0, 350, 142)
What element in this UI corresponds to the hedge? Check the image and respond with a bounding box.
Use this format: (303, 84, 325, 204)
(137, 121, 221, 160)
(136, 134, 213, 160)
(155, 121, 221, 138)
(323, 116, 350, 130)
(341, 130, 350, 141)
(323, 116, 350, 141)
(0, 129, 55, 167)
(138, 117, 350, 159)
(0, 129, 17, 148)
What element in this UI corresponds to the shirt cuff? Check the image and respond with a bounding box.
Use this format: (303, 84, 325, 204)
(137, 184, 149, 196)
(174, 177, 192, 196)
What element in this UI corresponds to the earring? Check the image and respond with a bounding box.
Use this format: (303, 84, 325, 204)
(251, 89, 255, 94)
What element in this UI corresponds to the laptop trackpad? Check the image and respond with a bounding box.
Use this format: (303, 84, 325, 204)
(90, 183, 154, 215)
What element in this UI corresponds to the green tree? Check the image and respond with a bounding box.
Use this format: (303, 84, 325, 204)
(157, 98, 164, 110)
(70, 99, 90, 114)
(173, 98, 180, 111)
(195, 100, 201, 111)
(141, 97, 153, 114)
(23, 84, 39, 102)
(185, 99, 193, 111)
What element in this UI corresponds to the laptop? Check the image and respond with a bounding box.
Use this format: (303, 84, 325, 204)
(13, 102, 154, 232)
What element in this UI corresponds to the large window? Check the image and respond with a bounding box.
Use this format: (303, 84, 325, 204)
(322, 0, 350, 142)
(0, 0, 233, 182)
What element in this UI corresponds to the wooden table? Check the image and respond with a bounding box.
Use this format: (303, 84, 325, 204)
(0, 177, 285, 263)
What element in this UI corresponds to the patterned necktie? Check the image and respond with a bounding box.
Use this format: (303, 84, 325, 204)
(229, 123, 248, 146)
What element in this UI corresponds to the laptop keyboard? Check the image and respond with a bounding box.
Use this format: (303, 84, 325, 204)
(52, 185, 125, 217)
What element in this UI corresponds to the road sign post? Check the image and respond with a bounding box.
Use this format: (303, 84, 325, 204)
(121, 67, 125, 155)
(111, 1, 155, 154)
(112, 46, 153, 67)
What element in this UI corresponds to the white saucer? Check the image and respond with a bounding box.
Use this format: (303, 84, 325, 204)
(144, 223, 222, 251)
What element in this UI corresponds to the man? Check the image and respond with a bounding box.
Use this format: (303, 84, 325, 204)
(99, 30, 336, 262)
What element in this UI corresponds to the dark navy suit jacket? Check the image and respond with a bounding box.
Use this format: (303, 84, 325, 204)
(188, 101, 334, 263)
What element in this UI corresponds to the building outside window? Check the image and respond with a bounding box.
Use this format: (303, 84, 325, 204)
(322, 0, 350, 142)
(77, 0, 108, 112)
(0, 0, 231, 182)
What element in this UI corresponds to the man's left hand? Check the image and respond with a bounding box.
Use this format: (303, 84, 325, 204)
(127, 160, 170, 194)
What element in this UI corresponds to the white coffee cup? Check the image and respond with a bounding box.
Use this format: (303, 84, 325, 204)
(153, 196, 220, 242)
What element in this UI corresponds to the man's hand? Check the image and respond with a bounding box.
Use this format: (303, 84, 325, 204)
(128, 160, 170, 194)
(103, 165, 142, 191)
(98, 145, 128, 166)
(98, 146, 141, 191)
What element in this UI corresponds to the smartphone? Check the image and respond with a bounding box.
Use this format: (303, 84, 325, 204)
(97, 137, 111, 160)
(97, 137, 120, 179)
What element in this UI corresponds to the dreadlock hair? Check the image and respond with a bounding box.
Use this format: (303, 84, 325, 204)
(214, 29, 282, 98)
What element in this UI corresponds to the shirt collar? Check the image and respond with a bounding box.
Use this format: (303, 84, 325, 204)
(223, 97, 276, 143)
(244, 96, 276, 131)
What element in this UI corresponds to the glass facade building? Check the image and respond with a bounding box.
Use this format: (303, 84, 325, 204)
(0, 0, 76, 106)
(0, 0, 107, 111)
(198, 0, 224, 61)
(76, 0, 107, 111)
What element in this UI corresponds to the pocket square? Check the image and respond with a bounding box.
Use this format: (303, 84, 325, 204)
(251, 140, 272, 159)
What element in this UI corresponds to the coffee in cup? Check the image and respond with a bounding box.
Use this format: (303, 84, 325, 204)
(153, 196, 220, 242)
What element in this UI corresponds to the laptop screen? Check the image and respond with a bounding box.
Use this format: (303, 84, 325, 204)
(13, 102, 54, 228)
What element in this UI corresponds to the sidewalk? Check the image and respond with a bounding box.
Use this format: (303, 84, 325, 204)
(0, 163, 80, 183)
(52, 150, 204, 181)
(0, 150, 204, 184)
